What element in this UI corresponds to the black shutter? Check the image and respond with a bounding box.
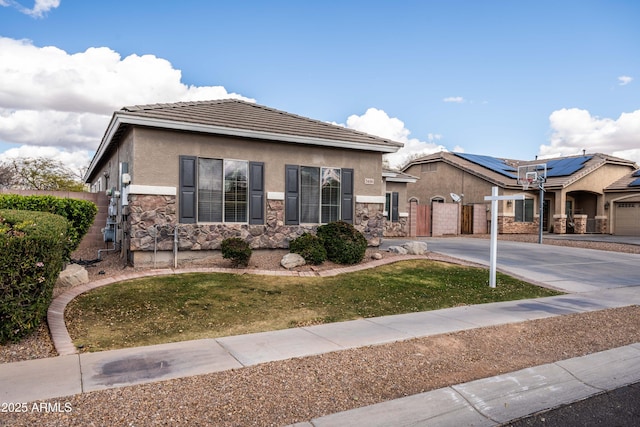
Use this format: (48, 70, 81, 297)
(285, 165, 299, 225)
(179, 155, 197, 223)
(341, 168, 354, 224)
(249, 161, 264, 224)
(391, 191, 399, 222)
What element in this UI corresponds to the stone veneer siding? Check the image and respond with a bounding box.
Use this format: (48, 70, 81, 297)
(128, 194, 384, 255)
(384, 216, 409, 237)
(498, 215, 539, 234)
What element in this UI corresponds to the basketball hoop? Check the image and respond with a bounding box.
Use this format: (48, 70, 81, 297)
(517, 167, 545, 191)
(517, 163, 547, 245)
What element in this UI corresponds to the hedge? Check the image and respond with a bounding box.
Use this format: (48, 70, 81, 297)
(0, 209, 69, 343)
(0, 194, 97, 255)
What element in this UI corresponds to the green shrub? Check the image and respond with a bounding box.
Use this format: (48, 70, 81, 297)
(289, 232, 327, 265)
(0, 194, 97, 256)
(0, 209, 69, 344)
(221, 237, 252, 267)
(316, 221, 367, 265)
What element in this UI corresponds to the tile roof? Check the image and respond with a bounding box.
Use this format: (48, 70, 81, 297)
(605, 169, 640, 192)
(86, 99, 403, 182)
(119, 99, 403, 150)
(403, 151, 638, 190)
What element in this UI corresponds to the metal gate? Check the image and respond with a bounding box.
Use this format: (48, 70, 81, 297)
(416, 204, 431, 236)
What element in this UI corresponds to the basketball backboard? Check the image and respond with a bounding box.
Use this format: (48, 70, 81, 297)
(517, 163, 547, 190)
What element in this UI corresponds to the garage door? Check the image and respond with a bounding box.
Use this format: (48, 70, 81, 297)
(615, 202, 640, 235)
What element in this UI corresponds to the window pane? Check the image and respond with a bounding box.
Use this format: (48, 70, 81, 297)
(524, 199, 534, 222)
(300, 167, 320, 223)
(321, 168, 340, 223)
(515, 199, 534, 223)
(198, 158, 222, 222)
(224, 160, 248, 222)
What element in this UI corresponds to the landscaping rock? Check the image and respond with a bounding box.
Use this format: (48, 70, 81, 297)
(371, 252, 383, 260)
(387, 246, 408, 255)
(402, 241, 428, 255)
(280, 253, 306, 269)
(56, 263, 89, 290)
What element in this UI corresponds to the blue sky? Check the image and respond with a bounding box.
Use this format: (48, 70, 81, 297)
(1, 0, 639, 172)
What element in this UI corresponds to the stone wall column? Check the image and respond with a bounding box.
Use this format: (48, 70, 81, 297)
(573, 214, 587, 234)
(553, 214, 567, 234)
(408, 199, 418, 237)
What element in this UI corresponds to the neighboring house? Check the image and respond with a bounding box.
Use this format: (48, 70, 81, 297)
(402, 151, 638, 236)
(604, 169, 640, 236)
(382, 169, 418, 237)
(84, 99, 403, 267)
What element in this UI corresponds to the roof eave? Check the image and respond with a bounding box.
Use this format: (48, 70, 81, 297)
(85, 113, 402, 183)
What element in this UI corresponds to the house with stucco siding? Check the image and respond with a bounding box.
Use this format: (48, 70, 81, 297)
(402, 151, 638, 236)
(84, 99, 405, 267)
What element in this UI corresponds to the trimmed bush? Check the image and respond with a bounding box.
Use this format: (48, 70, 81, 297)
(0, 194, 97, 256)
(316, 221, 367, 265)
(221, 237, 252, 267)
(289, 232, 327, 265)
(0, 209, 69, 344)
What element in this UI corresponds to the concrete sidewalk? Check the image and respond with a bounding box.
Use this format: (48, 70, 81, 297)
(2, 287, 640, 424)
(291, 343, 640, 427)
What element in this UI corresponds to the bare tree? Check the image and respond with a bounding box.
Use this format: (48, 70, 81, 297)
(9, 157, 86, 191)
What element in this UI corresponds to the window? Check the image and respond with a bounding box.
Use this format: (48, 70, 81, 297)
(300, 166, 340, 223)
(515, 199, 534, 222)
(385, 191, 399, 222)
(179, 156, 263, 224)
(300, 167, 320, 223)
(285, 165, 353, 225)
(198, 158, 248, 222)
(421, 163, 437, 173)
(321, 167, 341, 223)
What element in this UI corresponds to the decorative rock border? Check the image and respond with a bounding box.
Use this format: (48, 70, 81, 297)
(47, 255, 433, 356)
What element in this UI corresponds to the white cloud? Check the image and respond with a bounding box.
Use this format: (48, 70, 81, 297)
(1, 0, 60, 18)
(0, 37, 253, 168)
(341, 108, 445, 169)
(1, 145, 92, 176)
(443, 96, 465, 103)
(618, 75, 633, 86)
(539, 108, 640, 164)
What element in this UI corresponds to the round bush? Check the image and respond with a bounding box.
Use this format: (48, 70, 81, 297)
(289, 232, 327, 265)
(316, 221, 367, 265)
(221, 237, 252, 267)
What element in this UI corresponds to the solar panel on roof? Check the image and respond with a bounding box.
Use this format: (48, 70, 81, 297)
(545, 156, 592, 177)
(629, 178, 640, 187)
(453, 153, 517, 178)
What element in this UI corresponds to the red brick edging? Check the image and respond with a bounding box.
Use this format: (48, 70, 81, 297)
(47, 255, 431, 356)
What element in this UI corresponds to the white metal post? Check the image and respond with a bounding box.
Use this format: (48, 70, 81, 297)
(489, 187, 498, 288)
(484, 187, 525, 288)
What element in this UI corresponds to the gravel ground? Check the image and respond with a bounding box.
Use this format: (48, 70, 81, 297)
(0, 236, 639, 426)
(2, 306, 639, 426)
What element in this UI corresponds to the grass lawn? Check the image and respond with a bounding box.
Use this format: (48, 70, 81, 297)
(66, 260, 561, 352)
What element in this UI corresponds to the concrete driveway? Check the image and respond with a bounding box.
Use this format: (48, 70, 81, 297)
(382, 237, 640, 293)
